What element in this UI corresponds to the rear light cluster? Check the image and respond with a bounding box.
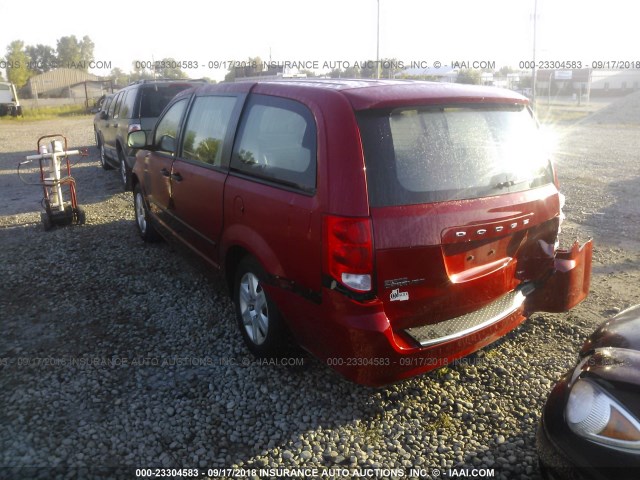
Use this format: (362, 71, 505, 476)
(323, 216, 373, 292)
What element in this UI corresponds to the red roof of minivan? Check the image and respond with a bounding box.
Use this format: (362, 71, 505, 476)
(188, 78, 528, 111)
(254, 78, 528, 110)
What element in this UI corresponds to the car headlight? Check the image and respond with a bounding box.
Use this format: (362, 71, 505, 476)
(566, 378, 640, 451)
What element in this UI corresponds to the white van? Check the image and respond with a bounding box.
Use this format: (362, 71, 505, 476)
(0, 82, 22, 117)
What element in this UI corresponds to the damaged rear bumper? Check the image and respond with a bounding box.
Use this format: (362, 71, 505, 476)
(526, 239, 593, 313)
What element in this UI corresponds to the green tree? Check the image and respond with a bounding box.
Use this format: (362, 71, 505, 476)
(519, 75, 533, 88)
(130, 62, 154, 81)
(380, 58, 402, 79)
(360, 61, 377, 79)
(56, 35, 81, 67)
(360, 58, 402, 79)
(343, 65, 361, 78)
(224, 68, 236, 82)
(5, 40, 30, 88)
(110, 67, 128, 86)
(25, 44, 57, 74)
(155, 58, 188, 79)
(225, 56, 264, 81)
(456, 69, 481, 85)
(327, 64, 361, 79)
(79, 35, 95, 66)
(498, 65, 516, 76)
(56, 35, 94, 69)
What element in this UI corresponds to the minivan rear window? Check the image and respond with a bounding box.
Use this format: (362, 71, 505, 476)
(357, 104, 554, 207)
(231, 94, 317, 193)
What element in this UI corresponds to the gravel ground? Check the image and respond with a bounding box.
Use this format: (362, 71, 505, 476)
(1, 101, 639, 480)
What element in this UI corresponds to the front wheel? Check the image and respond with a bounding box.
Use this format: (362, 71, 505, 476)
(133, 184, 160, 242)
(234, 257, 287, 358)
(119, 149, 132, 190)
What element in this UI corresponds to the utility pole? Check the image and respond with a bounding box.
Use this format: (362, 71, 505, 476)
(376, 0, 381, 79)
(531, 0, 538, 109)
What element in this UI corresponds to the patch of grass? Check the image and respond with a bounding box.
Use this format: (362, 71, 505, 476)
(0, 104, 91, 122)
(484, 349, 502, 360)
(354, 419, 383, 445)
(536, 107, 591, 125)
(431, 412, 454, 431)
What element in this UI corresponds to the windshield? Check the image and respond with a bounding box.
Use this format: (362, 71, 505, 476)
(357, 104, 554, 207)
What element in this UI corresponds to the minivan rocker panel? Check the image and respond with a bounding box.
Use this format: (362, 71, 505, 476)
(129, 79, 592, 386)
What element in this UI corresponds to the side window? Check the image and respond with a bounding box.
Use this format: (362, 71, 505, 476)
(231, 95, 316, 192)
(181, 96, 236, 167)
(116, 91, 129, 118)
(102, 96, 113, 115)
(154, 98, 188, 155)
(119, 90, 136, 119)
(107, 92, 121, 117)
(112, 90, 126, 118)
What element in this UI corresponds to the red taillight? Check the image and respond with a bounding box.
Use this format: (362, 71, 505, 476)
(128, 123, 142, 134)
(323, 215, 373, 292)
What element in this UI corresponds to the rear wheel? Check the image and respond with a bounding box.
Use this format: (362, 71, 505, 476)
(98, 136, 112, 170)
(133, 184, 159, 242)
(234, 257, 287, 357)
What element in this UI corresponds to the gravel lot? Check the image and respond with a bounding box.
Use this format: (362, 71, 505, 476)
(1, 97, 639, 480)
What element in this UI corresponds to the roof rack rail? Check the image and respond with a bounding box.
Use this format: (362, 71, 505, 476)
(127, 78, 209, 86)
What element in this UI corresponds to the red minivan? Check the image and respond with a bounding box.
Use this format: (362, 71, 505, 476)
(128, 79, 592, 386)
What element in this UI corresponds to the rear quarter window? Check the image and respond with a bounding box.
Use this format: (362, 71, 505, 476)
(357, 105, 554, 206)
(119, 90, 137, 119)
(230, 95, 317, 193)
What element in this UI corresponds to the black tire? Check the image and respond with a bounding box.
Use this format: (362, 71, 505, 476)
(133, 184, 160, 242)
(233, 257, 287, 358)
(119, 148, 132, 190)
(41, 212, 52, 231)
(74, 207, 86, 225)
(98, 136, 113, 170)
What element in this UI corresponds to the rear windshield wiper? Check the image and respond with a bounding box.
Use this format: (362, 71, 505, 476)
(494, 178, 529, 189)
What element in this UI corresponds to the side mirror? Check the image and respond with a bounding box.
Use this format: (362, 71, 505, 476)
(159, 135, 176, 154)
(127, 130, 148, 148)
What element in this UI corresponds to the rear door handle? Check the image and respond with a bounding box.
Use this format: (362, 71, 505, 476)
(171, 172, 183, 182)
(160, 168, 171, 177)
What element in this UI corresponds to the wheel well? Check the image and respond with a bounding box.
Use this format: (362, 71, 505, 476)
(225, 246, 250, 292)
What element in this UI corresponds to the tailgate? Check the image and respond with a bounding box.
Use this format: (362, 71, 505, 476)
(357, 102, 563, 339)
(372, 185, 561, 332)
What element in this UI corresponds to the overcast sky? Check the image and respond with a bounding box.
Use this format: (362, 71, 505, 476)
(0, 0, 635, 81)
